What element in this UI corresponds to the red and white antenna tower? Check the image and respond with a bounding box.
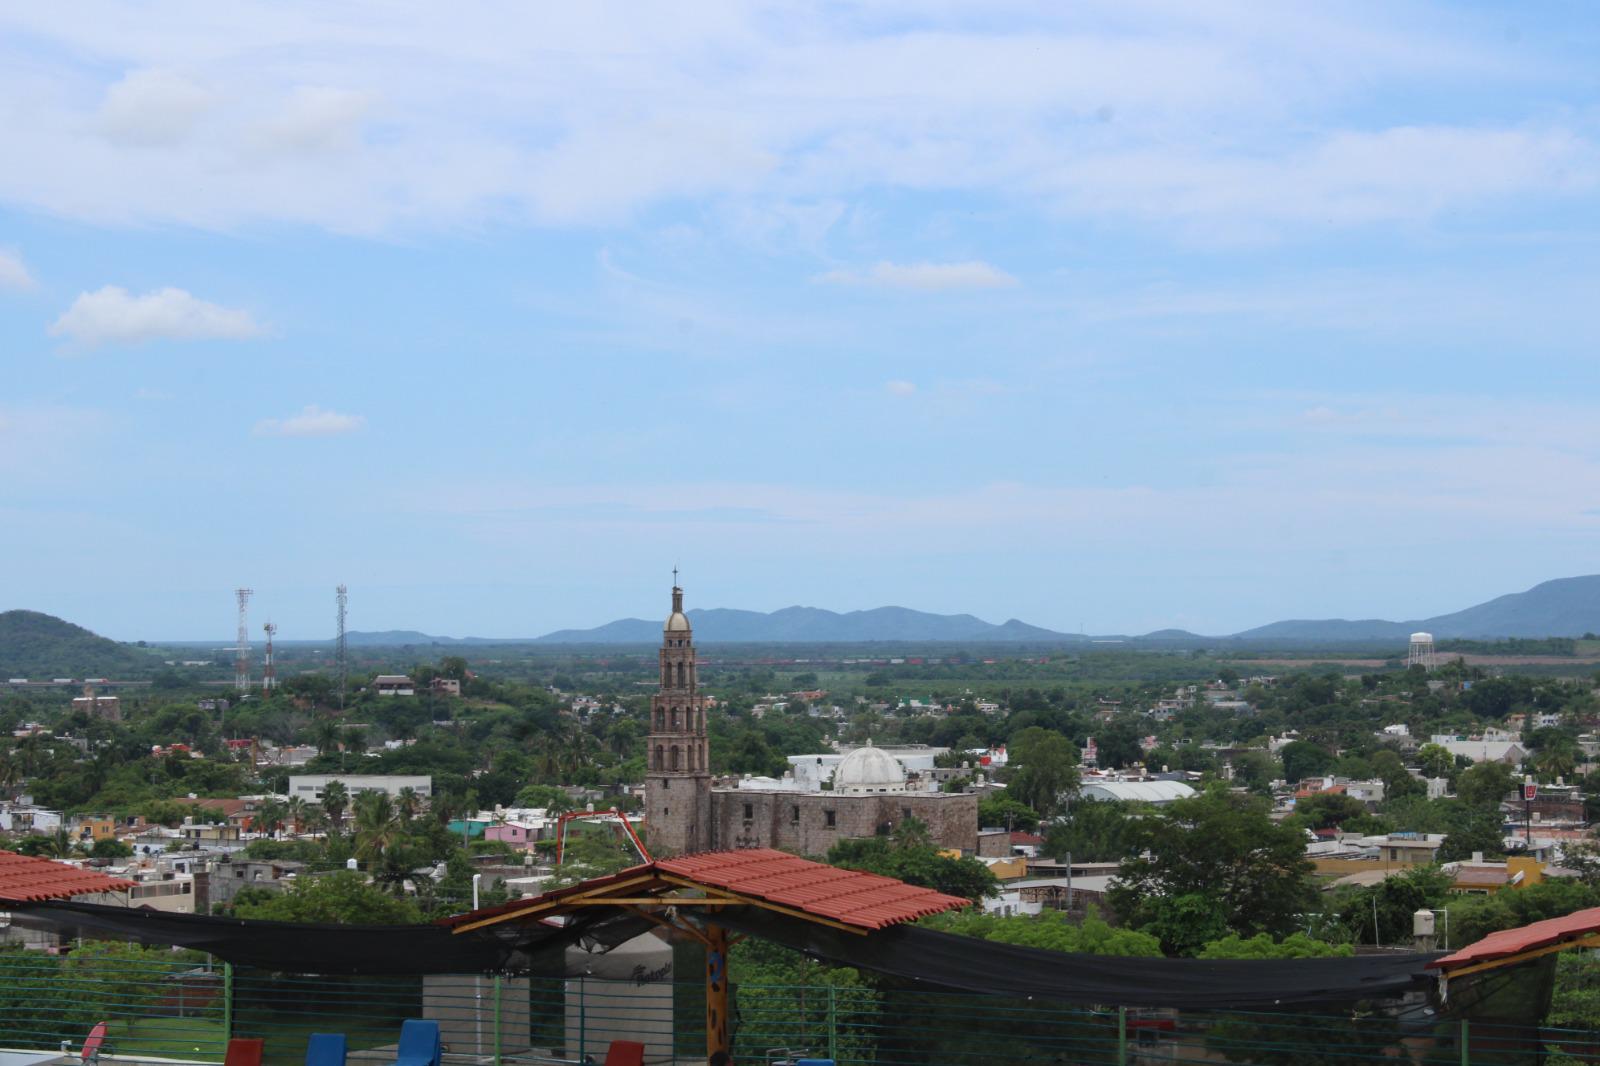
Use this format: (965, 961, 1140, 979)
(234, 588, 253, 693)
(262, 622, 278, 693)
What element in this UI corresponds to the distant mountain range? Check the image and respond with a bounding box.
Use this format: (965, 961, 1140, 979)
(1230, 575, 1600, 642)
(8, 575, 1600, 657)
(534, 606, 1070, 645)
(533, 575, 1600, 645)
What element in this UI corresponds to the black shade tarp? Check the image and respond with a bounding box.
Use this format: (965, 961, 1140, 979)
(4, 899, 647, 976)
(709, 906, 1442, 1010)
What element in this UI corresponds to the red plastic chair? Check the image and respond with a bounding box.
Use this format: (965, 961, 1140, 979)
(225, 1038, 265, 1066)
(602, 1041, 644, 1066)
(80, 1021, 108, 1064)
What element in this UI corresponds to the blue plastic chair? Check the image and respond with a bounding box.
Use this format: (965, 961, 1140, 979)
(305, 1033, 346, 1066)
(393, 1021, 441, 1066)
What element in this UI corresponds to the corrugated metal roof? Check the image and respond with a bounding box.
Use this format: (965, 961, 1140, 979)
(441, 848, 970, 932)
(1078, 780, 1196, 803)
(1430, 905, 1600, 972)
(0, 849, 137, 902)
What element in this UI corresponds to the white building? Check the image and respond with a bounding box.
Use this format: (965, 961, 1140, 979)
(1429, 732, 1527, 765)
(288, 774, 432, 801)
(373, 675, 416, 696)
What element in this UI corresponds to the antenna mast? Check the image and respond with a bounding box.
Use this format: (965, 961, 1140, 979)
(262, 622, 277, 694)
(234, 588, 253, 693)
(336, 584, 349, 710)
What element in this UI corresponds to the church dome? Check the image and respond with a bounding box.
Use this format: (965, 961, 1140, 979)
(832, 745, 907, 793)
(665, 584, 692, 633)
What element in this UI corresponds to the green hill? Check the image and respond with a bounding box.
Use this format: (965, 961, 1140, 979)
(0, 610, 161, 679)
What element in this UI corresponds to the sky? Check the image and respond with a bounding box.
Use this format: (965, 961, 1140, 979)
(3, 2, 1600, 642)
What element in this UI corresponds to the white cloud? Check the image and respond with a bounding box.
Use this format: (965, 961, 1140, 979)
(253, 405, 366, 438)
(49, 286, 261, 348)
(254, 87, 375, 156)
(817, 260, 1018, 290)
(885, 379, 917, 396)
(0, 248, 34, 289)
(1048, 125, 1599, 231)
(0, 5, 1568, 235)
(97, 69, 212, 148)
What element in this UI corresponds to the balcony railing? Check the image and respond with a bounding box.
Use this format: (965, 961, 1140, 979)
(1, 950, 1598, 1066)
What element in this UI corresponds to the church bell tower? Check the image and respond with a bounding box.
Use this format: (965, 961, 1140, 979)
(643, 580, 711, 855)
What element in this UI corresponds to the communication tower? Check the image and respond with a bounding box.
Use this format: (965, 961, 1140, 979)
(336, 584, 349, 711)
(1407, 631, 1437, 671)
(262, 622, 278, 693)
(234, 588, 253, 693)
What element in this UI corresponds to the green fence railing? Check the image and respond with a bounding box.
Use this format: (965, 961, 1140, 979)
(3, 950, 1600, 1066)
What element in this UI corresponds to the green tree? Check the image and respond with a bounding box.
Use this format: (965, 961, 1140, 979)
(513, 782, 576, 812)
(233, 870, 422, 923)
(88, 837, 133, 859)
(827, 832, 997, 903)
(1198, 932, 1352, 959)
(1436, 808, 1505, 863)
(1280, 740, 1333, 785)
(925, 908, 1161, 956)
(1457, 761, 1516, 808)
(1005, 727, 1080, 817)
(1416, 743, 1455, 779)
(1333, 865, 1453, 946)
(977, 795, 1039, 833)
(1108, 785, 1316, 954)
(321, 780, 350, 830)
(1291, 792, 1368, 831)
(352, 791, 402, 868)
(1045, 800, 1144, 862)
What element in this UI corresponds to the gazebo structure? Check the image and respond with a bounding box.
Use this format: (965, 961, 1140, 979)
(441, 848, 972, 1060)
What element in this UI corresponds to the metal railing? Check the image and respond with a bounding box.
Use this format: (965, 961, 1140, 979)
(2, 951, 1599, 1066)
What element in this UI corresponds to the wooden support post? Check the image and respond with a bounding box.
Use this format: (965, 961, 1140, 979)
(706, 923, 731, 1063)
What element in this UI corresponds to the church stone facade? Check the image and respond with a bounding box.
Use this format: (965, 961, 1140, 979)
(644, 584, 978, 858)
(642, 585, 712, 856)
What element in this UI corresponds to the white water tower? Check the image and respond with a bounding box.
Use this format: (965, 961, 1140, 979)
(1407, 631, 1437, 670)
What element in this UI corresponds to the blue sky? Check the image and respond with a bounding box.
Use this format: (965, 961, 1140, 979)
(3, 2, 1599, 641)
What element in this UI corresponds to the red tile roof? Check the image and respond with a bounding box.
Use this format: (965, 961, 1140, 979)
(1430, 905, 1600, 972)
(658, 849, 971, 929)
(0, 849, 137, 902)
(442, 848, 970, 932)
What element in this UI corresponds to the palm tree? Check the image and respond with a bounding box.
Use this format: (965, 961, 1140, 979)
(44, 826, 77, 858)
(312, 718, 342, 758)
(1536, 738, 1579, 782)
(301, 805, 331, 838)
(353, 791, 401, 866)
(395, 786, 421, 822)
(254, 799, 287, 838)
(284, 796, 306, 835)
(341, 728, 368, 770)
(321, 780, 350, 831)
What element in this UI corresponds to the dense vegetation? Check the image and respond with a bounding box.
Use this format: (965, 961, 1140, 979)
(0, 610, 164, 679)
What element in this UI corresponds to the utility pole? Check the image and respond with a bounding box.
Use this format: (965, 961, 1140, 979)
(234, 589, 253, 694)
(336, 584, 348, 711)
